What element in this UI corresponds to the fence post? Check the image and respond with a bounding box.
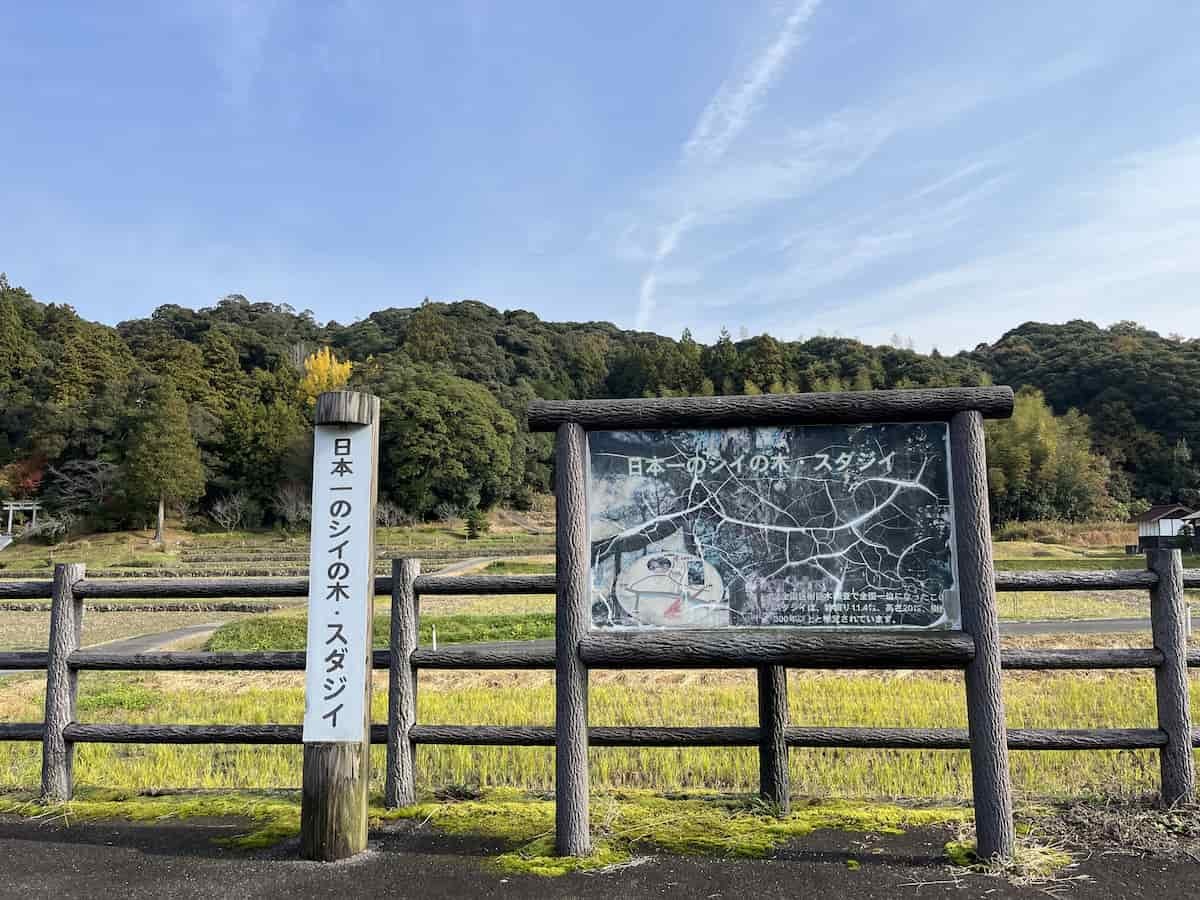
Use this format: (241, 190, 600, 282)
(42, 562, 85, 801)
(757, 665, 790, 813)
(300, 391, 380, 861)
(1147, 549, 1195, 806)
(949, 411, 1014, 860)
(555, 422, 591, 856)
(385, 557, 420, 808)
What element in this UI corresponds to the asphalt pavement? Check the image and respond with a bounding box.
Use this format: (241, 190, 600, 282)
(1, 813, 1197, 899)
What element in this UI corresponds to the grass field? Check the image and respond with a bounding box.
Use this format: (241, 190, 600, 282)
(0, 657, 1195, 801)
(3, 520, 1198, 816)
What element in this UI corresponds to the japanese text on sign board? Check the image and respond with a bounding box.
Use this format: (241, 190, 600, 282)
(587, 423, 961, 631)
(303, 425, 373, 742)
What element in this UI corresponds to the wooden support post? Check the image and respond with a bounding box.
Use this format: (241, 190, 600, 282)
(555, 422, 591, 856)
(757, 665, 790, 812)
(949, 411, 1015, 860)
(385, 557, 420, 808)
(41, 562, 85, 801)
(301, 391, 380, 861)
(1147, 549, 1195, 806)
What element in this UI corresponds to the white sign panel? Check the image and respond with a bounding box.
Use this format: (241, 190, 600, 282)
(303, 424, 374, 742)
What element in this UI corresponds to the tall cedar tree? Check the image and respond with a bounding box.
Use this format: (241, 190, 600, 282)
(124, 380, 206, 541)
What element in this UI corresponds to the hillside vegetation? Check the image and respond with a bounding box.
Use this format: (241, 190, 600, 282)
(3, 275, 1198, 533)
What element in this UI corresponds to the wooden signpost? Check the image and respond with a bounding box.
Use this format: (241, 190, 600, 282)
(529, 387, 1018, 860)
(300, 391, 380, 861)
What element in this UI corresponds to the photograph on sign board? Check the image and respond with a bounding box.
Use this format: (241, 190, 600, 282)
(587, 423, 959, 630)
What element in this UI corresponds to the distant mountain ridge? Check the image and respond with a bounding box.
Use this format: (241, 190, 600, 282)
(2, 276, 1198, 508)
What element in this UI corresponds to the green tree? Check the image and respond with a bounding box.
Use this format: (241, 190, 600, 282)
(218, 391, 308, 522)
(124, 380, 206, 541)
(985, 388, 1115, 524)
(464, 506, 490, 539)
(355, 361, 516, 516)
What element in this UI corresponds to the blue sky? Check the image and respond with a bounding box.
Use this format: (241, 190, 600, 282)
(2, 2, 1198, 351)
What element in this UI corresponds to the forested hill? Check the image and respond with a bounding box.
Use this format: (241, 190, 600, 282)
(1, 273, 1197, 529)
(967, 321, 1200, 502)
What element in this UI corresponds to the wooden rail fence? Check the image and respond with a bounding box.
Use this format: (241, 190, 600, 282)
(1, 557, 1198, 826)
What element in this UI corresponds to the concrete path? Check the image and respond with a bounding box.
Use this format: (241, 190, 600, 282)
(0, 622, 226, 676)
(92, 622, 227, 655)
(429, 556, 492, 577)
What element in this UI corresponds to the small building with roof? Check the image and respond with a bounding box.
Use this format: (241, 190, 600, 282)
(1133, 503, 1195, 551)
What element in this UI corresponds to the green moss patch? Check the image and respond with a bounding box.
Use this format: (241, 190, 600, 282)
(0, 788, 300, 850)
(1, 788, 975, 875)
(377, 790, 973, 876)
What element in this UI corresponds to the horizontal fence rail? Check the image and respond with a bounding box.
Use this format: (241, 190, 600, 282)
(4, 570, 1198, 598)
(0, 722, 1175, 752)
(527, 387, 1016, 430)
(5, 647, 1195, 675)
(577, 631, 977, 669)
(994, 570, 1161, 591)
(3, 645, 1199, 676)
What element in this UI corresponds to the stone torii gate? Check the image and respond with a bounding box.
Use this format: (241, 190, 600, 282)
(3, 500, 40, 534)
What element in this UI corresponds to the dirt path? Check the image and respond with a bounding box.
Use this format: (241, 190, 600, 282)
(0, 815, 1194, 899)
(495, 509, 553, 534)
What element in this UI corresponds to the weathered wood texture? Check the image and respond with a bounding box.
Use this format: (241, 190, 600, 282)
(16, 565, 1170, 602)
(43, 723, 1167, 752)
(70, 651, 308, 670)
(385, 558, 419, 808)
(994, 570, 1158, 591)
(40, 644, 1174, 675)
(788, 727, 1165, 750)
(757, 666, 790, 811)
(41, 563, 85, 801)
(950, 411, 1015, 861)
(0, 581, 54, 599)
(73, 576, 395, 599)
(314, 391, 379, 426)
(1000, 649, 1162, 669)
(0, 652, 49, 670)
(578, 631, 975, 669)
(301, 390, 380, 863)
(1147, 549, 1196, 805)
(411, 641, 555, 669)
(413, 574, 556, 595)
(527, 386, 1014, 431)
(0, 724, 45, 741)
(555, 422, 591, 856)
(65, 724, 304, 743)
(301, 743, 369, 861)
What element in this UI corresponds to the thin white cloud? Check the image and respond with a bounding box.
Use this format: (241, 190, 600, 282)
(682, 0, 822, 167)
(636, 0, 823, 329)
(810, 136, 1200, 348)
(624, 30, 1111, 339)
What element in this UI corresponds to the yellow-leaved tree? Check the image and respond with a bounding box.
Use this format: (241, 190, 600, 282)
(299, 346, 352, 404)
